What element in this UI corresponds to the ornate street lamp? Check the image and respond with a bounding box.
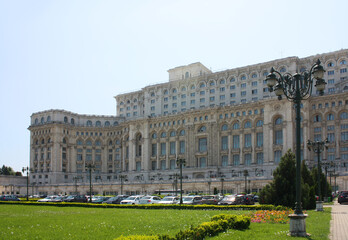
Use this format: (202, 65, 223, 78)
(176, 156, 186, 204)
(243, 170, 249, 194)
(85, 163, 95, 203)
(266, 59, 326, 237)
(22, 166, 31, 201)
(119, 174, 127, 195)
(307, 138, 329, 211)
(73, 176, 83, 195)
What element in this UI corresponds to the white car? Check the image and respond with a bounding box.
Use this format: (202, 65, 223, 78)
(37, 195, 59, 202)
(158, 196, 179, 204)
(120, 195, 144, 205)
(139, 196, 162, 204)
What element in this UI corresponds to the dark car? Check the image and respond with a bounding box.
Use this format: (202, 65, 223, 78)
(242, 194, 255, 205)
(338, 191, 348, 204)
(103, 195, 129, 204)
(0, 195, 20, 201)
(92, 196, 110, 204)
(218, 195, 244, 205)
(201, 195, 220, 205)
(63, 195, 88, 203)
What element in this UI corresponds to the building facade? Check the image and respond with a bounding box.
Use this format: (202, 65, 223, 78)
(28, 49, 348, 196)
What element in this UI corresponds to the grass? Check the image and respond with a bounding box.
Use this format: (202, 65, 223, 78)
(0, 204, 331, 240)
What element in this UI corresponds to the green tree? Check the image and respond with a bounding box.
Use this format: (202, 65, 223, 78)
(0, 165, 15, 175)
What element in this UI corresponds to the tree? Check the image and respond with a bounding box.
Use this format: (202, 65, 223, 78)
(0, 165, 16, 175)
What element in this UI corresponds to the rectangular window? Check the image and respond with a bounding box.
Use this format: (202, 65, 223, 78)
(170, 159, 176, 169)
(230, 93, 236, 98)
(200, 98, 205, 103)
(233, 135, 240, 149)
(221, 155, 228, 167)
(170, 142, 176, 155)
(151, 161, 156, 170)
(151, 143, 157, 156)
(160, 160, 166, 170)
(256, 132, 263, 147)
(314, 134, 322, 141)
(257, 152, 264, 165)
(199, 157, 206, 168)
(275, 130, 283, 145)
(161, 143, 166, 155)
(164, 97, 168, 102)
(172, 96, 177, 100)
(210, 96, 215, 102)
(190, 100, 195, 104)
(181, 94, 186, 98)
(220, 87, 225, 92)
(274, 150, 282, 163)
(220, 95, 225, 100)
(340, 68, 347, 73)
(327, 133, 335, 142)
(341, 132, 348, 141)
(77, 154, 83, 161)
(241, 83, 246, 88)
(199, 138, 207, 152)
(241, 91, 246, 96)
(190, 92, 195, 97)
(328, 79, 335, 84)
(244, 134, 251, 148)
(210, 89, 215, 94)
(252, 81, 257, 86)
(172, 103, 177, 108)
(233, 155, 240, 166)
(221, 136, 228, 150)
(136, 162, 141, 171)
(230, 85, 235, 90)
(244, 153, 251, 165)
(328, 70, 335, 75)
(181, 101, 186, 106)
(200, 91, 205, 95)
(252, 89, 257, 95)
(179, 141, 185, 154)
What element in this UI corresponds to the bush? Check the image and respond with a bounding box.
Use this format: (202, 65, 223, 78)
(115, 235, 159, 240)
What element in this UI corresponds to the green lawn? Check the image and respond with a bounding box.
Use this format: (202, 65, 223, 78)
(0, 204, 331, 240)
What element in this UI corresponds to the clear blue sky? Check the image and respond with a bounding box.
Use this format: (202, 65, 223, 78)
(1, 0, 347, 172)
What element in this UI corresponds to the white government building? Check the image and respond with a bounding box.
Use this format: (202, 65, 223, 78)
(27, 49, 348, 196)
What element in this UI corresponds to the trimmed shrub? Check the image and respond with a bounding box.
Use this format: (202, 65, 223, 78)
(115, 235, 159, 240)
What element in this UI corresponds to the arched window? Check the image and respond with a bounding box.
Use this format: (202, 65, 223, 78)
(172, 88, 177, 94)
(190, 85, 195, 90)
(200, 83, 206, 88)
(62, 138, 66, 144)
(233, 123, 240, 130)
(109, 140, 113, 146)
(219, 79, 225, 85)
(35, 118, 39, 124)
(41, 139, 45, 144)
(64, 116, 68, 123)
(105, 121, 110, 126)
(152, 133, 157, 139)
(275, 117, 283, 125)
(327, 113, 334, 121)
(209, 81, 215, 86)
(221, 124, 228, 131)
(164, 90, 168, 95)
(96, 121, 101, 127)
(230, 77, 236, 82)
(280, 67, 286, 73)
(86, 140, 92, 146)
(256, 120, 263, 127)
(87, 120, 92, 126)
(71, 118, 75, 125)
(47, 116, 51, 122)
(77, 139, 83, 145)
(263, 71, 269, 76)
(340, 112, 348, 119)
(244, 121, 251, 128)
(181, 87, 186, 92)
(240, 75, 246, 80)
(133, 98, 137, 103)
(327, 62, 334, 67)
(40, 117, 44, 124)
(170, 131, 176, 137)
(198, 126, 206, 133)
(179, 129, 185, 136)
(120, 101, 124, 105)
(161, 132, 167, 138)
(185, 72, 190, 79)
(340, 60, 347, 65)
(313, 115, 322, 122)
(251, 73, 257, 78)
(113, 121, 119, 126)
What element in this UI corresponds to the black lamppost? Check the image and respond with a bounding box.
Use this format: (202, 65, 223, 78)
(307, 138, 328, 211)
(22, 167, 30, 201)
(119, 174, 127, 195)
(85, 163, 95, 203)
(266, 59, 326, 236)
(243, 170, 249, 194)
(73, 176, 83, 195)
(176, 157, 186, 204)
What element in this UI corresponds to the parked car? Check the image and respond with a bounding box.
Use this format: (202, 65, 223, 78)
(139, 196, 162, 204)
(92, 196, 110, 204)
(218, 195, 244, 205)
(242, 194, 255, 205)
(37, 195, 59, 202)
(201, 195, 220, 205)
(63, 195, 88, 203)
(181, 196, 203, 205)
(51, 196, 66, 202)
(0, 195, 20, 201)
(103, 195, 129, 204)
(338, 191, 348, 204)
(120, 195, 144, 205)
(158, 196, 179, 204)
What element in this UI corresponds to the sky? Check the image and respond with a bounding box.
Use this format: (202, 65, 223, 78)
(0, 0, 347, 172)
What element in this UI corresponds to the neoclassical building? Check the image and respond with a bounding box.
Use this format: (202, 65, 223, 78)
(27, 49, 348, 196)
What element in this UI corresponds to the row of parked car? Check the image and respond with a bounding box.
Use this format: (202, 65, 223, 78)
(0, 193, 257, 205)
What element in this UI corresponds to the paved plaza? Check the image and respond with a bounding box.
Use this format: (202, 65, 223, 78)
(330, 202, 348, 240)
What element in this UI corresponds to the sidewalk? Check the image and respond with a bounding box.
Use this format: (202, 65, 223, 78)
(329, 201, 348, 240)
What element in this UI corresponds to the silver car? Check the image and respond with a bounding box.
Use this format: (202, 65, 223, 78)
(139, 196, 162, 204)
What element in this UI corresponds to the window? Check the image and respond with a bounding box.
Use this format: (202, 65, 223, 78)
(280, 67, 286, 73)
(241, 91, 246, 96)
(275, 130, 283, 145)
(340, 112, 348, 119)
(210, 89, 215, 94)
(179, 141, 185, 154)
(230, 85, 235, 90)
(221, 124, 228, 131)
(241, 83, 246, 88)
(244, 134, 251, 147)
(340, 60, 347, 65)
(199, 138, 207, 152)
(160, 160, 166, 170)
(327, 133, 335, 142)
(328, 62, 334, 67)
(219, 79, 225, 85)
(210, 96, 215, 102)
(257, 152, 264, 165)
(328, 70, 334, 75)
(274, 150, 282, 163)
(180, 129, 185, 136)
(221, 156, 228, 167)
(327, 113, 334, 121)
(256, 132, 263, 147)
(200, 83, 206, 88)
(328, 79, 335, 84)
(220, 87, 225, 92)
(233, 155, 240, 166)
(252, 89, 258, 95)
(230, 93, 236, 98)
(313, 115, 322, 122)
(220, 95, 225, 100)
(170, 142, 176, 155)
(244, 121, 251, 128)
(209, 81, 215, 86)
(151, 144, 157, 156)
(221, 136, 228, 150)
(198, 126, 206, 132)
(244, 154, 251, 165)
(160, 143, 166, 155)
(172, 103, 177, 108)
(341, 132, 348, 141)
(275, 117, 282, 125)
(240, 75, 246, 80)
(233, 135, 240, 148)
(161, 132, 167, 138)
(256, 120, 263, 127)
(251, 73, 257, 78)
(199, 157, 206, 168)
(233, 123, 240, 129)
(230, 77, 235, 82)
(340, 68, 347, 74)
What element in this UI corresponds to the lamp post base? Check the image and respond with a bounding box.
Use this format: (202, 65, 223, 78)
(288, 214, 309, 237)
(316, 201, 324, 211)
